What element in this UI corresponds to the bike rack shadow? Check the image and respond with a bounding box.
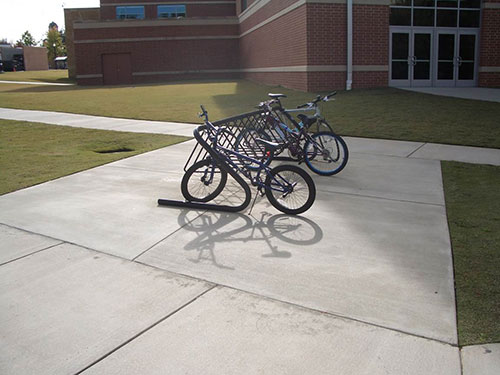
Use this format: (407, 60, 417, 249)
(177, 209, 324, 270)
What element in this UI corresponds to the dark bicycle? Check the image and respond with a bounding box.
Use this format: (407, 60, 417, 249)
(181, 105, 316, 215)
(235, 92, 349, 176)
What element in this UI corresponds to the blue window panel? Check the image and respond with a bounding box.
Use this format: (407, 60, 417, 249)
(116, 6, 145, 20)
(158, 5, 186, 18)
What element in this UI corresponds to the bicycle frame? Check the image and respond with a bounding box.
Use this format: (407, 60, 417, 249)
(205, 120, 297, 197)
(260, 104, 323, 159)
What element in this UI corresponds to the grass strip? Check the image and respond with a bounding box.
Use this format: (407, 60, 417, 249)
(0, 70, 74, 84)
(0, 119, 188, 195)
(1, 78, 499, 148)
(442, 161, 500, 346)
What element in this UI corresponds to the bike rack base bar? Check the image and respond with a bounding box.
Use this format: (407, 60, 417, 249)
(157, 199, 246, 213)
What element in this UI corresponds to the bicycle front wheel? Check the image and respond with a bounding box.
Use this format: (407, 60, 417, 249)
(181, 158, 228, 202)
(304, 132, 348, 176)
(265, 165, 316, 215)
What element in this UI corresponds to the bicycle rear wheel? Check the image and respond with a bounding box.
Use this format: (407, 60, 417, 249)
(181, 158, 228, 202)
(304, 132, 348, 176)
(265, 165, 315, 215)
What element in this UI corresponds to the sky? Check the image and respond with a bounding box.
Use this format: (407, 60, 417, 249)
(0, 0, 100, 44)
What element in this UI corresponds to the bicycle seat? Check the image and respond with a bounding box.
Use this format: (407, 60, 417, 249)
(268, 93, 287, 99)
(256, 138, 281, 152)
(297, 114, 317, 127)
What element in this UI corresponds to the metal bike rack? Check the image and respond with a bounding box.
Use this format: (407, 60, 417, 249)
(157, 107, 306, 213)
(158, 125, 253, 213)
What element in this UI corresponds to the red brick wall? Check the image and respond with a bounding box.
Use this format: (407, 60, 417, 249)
(479, 5, 500, 87)
(239, 5, 307, 68)
(75, 24, 238, 40)
(306, 3, 346, 66)
(65, 8, 100, 79)
(239, 1, 308, 90)
(240, 1, 389, 91)
(308, 72, 346, 91)
(239, 0, 298, 33)
(245, 72, 308, 91)
(353, 5, 389, 66)
(75, 1, 390, 89)
(74, 17, 239, 85)
(131, 71, 241, 85)
(75, 38, 239, 74)
(352, 71, 388, 88)
(479, 73, 500, 88)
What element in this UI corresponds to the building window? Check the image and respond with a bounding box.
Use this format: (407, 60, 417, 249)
(390, 0, 481, 27)
(158, 5, 186, 18)
(242, 0, 248, 11)
(116, 6, 145, 20)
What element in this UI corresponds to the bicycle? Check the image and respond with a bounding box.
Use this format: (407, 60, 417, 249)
(235, 92, 349, 176)
(181, 105, 316, 215)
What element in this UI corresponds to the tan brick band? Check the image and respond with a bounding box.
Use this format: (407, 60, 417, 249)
(130, 65, 387, 76)
(76, 74, 103, 79)
(74, 35, 238, 44)
(74, 17, 238, 29)
(479, 67, 500, 73)
(483, 3, 500, 9)
(240, 0, 389, 22)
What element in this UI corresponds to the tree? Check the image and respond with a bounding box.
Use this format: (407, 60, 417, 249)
(45, 28, 64, 68)
(16, 31, 37, 47)
(0, 38, 11, 46)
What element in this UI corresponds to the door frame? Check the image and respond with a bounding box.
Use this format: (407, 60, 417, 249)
(455, 29, 480, 87)
(390, 27, 480, 88)
(389, 27, 434, 87)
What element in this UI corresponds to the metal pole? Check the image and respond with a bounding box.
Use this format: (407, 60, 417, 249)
(346, 0, 353, 90)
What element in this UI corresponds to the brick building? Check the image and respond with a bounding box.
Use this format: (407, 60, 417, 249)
(66, 0, 500, 91)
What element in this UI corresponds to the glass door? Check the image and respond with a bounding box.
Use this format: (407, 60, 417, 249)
(436, 31, 456, 87)
(390, 30, 411, 86)
(435, 29, 478, 87)
(412, 30, 433, 87)
(390, 28, 433, 87)
(456, 31, 478, 87)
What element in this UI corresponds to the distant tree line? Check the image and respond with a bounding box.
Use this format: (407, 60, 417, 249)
(1, 22, 66, 68)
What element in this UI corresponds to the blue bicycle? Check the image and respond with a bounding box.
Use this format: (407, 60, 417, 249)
(181, 106, 316, 215)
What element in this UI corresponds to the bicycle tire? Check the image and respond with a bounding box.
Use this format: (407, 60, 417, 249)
(312, 119, 334, 133)
(265, 165, 316, 215)
(234, 128, 273, 170)
(304, 132, 348, 176)
(181, 158, 228, 202)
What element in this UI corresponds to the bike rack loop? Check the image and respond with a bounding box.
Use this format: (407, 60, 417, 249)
(158, 125, 253, 213)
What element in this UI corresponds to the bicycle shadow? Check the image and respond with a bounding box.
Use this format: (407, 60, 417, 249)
(177, 208, 323, 271)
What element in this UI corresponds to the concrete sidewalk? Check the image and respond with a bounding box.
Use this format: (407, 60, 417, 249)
(402, 87, 500, 103)
(1, 107, 499, 166)
(0, 80, 74, 86)
(1, 108, 499, 374)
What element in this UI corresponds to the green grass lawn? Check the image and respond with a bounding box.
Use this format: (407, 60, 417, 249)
(442, 161, 500, 346)
(0, 69, 74, 84)
(0, 76, 499, 148)
(0, 119, 188, 195)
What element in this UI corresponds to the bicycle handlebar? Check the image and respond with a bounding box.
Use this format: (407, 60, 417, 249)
(199, 104, 218, 133)
(296, 91, 336, 109)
